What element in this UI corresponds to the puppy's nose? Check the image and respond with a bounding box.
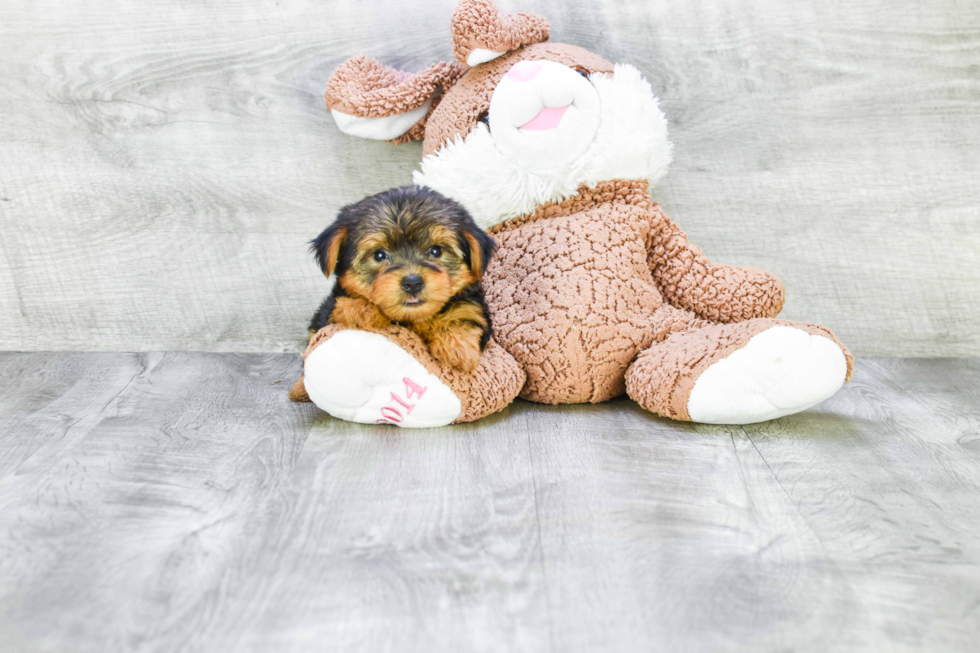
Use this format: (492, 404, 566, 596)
(401, 274, 424, 295)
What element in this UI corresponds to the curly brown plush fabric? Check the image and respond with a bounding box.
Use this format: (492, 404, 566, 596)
(422, 42, 615, 157)
(484, 181, 662, 403)
(450, 0, 550, 66)
(292, 324, 525, 424)
(625, 319, 854, 421)
(647, 206, 786, 323)
(324, 55, 466, 143)
(480, 180, 798, 405)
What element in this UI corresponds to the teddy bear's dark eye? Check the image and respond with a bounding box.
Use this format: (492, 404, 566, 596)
(373, 250, 387, 262)
(427, 245, 442, 258)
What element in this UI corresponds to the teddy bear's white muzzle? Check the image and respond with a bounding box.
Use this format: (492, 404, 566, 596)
(488, 60, 600, 172)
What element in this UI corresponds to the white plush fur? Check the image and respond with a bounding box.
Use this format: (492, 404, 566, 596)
(467, 48, 506, 66)
(331, 101, 431, 141)
(413, 64, 673, 230)
(304, 330, 462, 428)
(488, 60, 601, 172)
(686, 326, 848, 425)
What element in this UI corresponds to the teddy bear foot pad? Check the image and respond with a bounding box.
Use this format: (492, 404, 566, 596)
(304, 330, 463, 427)
(687, 325, 848, 424)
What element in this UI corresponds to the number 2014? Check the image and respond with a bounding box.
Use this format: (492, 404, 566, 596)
(377, 377, 428, 424)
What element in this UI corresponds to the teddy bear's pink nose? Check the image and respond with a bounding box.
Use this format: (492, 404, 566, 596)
(506, 60, 542, 82)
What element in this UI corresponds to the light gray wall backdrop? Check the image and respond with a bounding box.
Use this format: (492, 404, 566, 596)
(1, 0, 977, 355)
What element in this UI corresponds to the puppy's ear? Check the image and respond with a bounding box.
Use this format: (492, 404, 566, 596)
(462, 226, 496, 281)
(311, 222, 347, 277)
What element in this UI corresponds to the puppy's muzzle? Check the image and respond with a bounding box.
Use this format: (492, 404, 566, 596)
(400, 274, 424, 295)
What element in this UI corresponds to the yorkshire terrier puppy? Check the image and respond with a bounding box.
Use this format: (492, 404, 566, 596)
(307, 185, 496, 373)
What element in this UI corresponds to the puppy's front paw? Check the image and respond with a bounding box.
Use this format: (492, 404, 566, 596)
(331, 297, 391, 330)
(428, 328, 482, 373)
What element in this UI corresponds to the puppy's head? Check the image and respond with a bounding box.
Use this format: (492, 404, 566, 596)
(312, 185, 495, 323)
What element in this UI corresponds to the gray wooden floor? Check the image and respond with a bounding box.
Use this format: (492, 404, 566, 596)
(1, 354, 978, 652)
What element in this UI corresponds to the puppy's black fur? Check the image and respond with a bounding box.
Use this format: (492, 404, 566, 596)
(309, 286, 347, 336)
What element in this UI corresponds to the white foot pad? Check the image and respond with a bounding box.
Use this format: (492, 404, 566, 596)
(687, 326, 847, 425)
(303, 331, 462, 428)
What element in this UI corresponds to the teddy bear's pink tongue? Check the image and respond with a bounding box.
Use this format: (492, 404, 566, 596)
(520, 105, 569, 131)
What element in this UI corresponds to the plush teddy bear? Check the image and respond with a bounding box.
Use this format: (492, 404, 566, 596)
(292, 0, 852, 427)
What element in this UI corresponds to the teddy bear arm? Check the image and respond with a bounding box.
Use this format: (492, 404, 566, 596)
(646, 206, 785, 323)
(290, 324, 525, 426)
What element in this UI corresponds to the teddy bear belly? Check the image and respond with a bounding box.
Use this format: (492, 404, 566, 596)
(483, 204, 665, 404)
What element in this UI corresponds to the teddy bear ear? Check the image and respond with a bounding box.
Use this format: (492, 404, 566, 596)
(324, 55, 467, 143)
(451, 0, 550, 67)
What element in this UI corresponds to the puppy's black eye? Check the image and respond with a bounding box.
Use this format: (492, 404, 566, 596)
(477, 111, 490, 130)
(427, 245, 442, 258)
(373, 250, 387, 262)
(576, 68, 590, 78)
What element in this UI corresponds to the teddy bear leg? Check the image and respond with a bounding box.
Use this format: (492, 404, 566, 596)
(626, 318, 853, 425)
(295, 324, 525, 427)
